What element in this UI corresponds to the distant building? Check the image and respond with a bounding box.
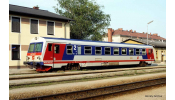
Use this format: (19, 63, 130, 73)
(122, 39, 166, 63)
(103, 28, 166, 42)
(102, 28, 166, 63)
(9, 4, 73, 68)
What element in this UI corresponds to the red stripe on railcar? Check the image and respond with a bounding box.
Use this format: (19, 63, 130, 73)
(27, 52, 42, 56)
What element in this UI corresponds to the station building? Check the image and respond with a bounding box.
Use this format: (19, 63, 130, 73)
(103, 28, 166, 63)
(9, 4, 73, 68)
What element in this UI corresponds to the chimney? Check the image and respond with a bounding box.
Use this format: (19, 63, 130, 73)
(134, 30, 136, 32)
(143, 32, 145, 34)
(33, 6, 39, 10)
(130, 29, 133, 32)
(118, 28, 123, 31)
(150, 33, 151, 35)
(108, 28, 112, 42)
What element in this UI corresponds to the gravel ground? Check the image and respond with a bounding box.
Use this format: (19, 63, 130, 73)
(9, 66, 165, 79)
(9, 68, 166, 86)
(107, 85, 166, 100)
(9, 72, 165, 100)
(9, 68, 37, 75)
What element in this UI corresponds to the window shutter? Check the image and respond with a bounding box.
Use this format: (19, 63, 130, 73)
(31, 19, 38, 34)
(47, 22, 54, 35)
(12, 17, 20, 32)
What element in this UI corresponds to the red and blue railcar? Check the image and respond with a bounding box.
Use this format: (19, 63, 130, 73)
(24, 37, 155, 72)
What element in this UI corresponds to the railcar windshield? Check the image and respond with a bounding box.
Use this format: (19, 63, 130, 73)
(28, 44, 35, 52)
(28, 43, 43, 52)
(35, 43, 42, 52)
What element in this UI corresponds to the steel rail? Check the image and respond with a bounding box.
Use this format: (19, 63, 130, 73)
(19, 77, 166, 100)
(10, 66, 165, 80)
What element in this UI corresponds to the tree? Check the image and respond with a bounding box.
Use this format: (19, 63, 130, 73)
(54, 0, 111, 41)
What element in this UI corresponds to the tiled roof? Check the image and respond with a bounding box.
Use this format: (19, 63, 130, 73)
(112, 29, 166, 40)
(9, 4, 73, 21)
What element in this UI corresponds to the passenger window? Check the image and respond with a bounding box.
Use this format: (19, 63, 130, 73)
(54, 45, 59, 53)
(113, 47, 119, 55)
(136, 49, 140, 55)
(142, 49, 146, 55)
(95, 47, 101, 55)
(78, 46, 81, 55)
(85, 46, 91, 54)
(67, 45, 72, 54)
(48, 44, 52, 51)
(129, 48, 134, 55)
(122, 48, 127, 55)
(105, 47, 111, 55)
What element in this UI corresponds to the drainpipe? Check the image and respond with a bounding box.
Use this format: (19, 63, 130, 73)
(64, 20, 70, 39)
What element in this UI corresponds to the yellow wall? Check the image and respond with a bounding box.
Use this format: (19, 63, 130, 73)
(124, 40, 143, 44)
(9, 14, 70, 66)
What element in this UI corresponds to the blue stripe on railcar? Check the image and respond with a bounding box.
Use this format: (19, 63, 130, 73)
(61, 44, 149, 60)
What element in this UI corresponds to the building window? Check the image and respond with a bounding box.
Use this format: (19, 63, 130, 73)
(142, 49, 146, 55)
(12, 17, 20, 33)
(84, 46, 91, 54)
(11, 45, 20, 60)
(122, 48, 127, 55)
(105, 47, 111, 55)
(31, 19, 38, 34)
(78, 46, 81, 55)
(95, 47, 101, 55)
(47, 21, 54, 35)
(136, 49, 140, 55)
(129, 48, 134, 55)
(113, 47, 119, 55)
(54, 45, 60, 53)
(67, 45, 73, 54)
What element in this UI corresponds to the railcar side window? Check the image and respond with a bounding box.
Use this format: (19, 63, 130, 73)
(67, 45, 73, 54)
(54, 45, 59, 53)
(95, 47, 101, 55)
(129, 48, 134, 55)
(122, 48, 127, 55)
(48, 44, 52, 51)
(105, 47, 111, 55)
(142, 49, 146, 55)
(78, 46, 81, 55)
(85, 46, 91, 54)
(136, 49, 140, 55)
(113, 47, 119, 55)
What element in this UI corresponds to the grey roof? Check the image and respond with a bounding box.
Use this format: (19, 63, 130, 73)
(9, 4, 73, 21)
(122, 38, 166, 48)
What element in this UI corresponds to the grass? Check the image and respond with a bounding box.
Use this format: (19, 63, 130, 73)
(9, 70, 166, 90)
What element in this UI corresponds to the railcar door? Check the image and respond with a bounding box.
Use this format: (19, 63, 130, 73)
(53, 43, 66, 68)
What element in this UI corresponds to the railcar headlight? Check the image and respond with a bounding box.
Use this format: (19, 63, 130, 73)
(37, 56, 41, 60)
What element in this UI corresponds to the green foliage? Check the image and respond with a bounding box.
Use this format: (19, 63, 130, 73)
(54, 0, 111, 41)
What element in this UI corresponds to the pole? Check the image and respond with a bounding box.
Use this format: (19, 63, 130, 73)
(147, 24, 148, 45)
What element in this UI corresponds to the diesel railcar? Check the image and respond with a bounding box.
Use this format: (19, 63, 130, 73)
(24, 37, 155, 72)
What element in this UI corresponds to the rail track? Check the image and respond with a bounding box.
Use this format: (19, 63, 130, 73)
(20, 78, 166, 100)
(9, 66, 165, 80)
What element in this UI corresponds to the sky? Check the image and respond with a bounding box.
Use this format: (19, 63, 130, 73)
(9, 0, 166, 38)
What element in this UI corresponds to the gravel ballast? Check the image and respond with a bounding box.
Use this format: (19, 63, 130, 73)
(9, 68, 166, 86)
(9, 72, 166, 100)
(9, 66, 165, 79)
